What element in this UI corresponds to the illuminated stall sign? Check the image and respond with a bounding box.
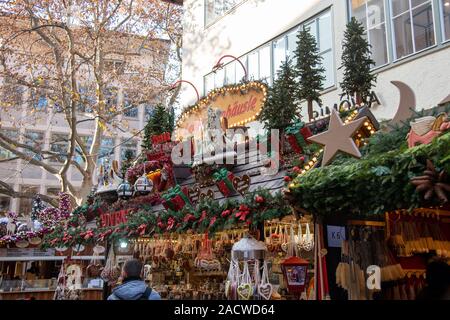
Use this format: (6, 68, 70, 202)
(100, 210, 129, 227)
(175, 81, 268, 141)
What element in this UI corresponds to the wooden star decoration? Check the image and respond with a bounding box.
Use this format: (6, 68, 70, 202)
(307, 109, 367, 167)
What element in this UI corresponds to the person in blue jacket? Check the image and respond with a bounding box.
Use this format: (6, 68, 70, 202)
(108, 259, 161, 300)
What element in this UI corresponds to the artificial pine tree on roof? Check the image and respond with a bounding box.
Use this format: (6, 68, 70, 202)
(340, 17, 377, 105)
(141, 104, 172, 150)
(294, 28, 325, 122)
(259, 58, 299, 131)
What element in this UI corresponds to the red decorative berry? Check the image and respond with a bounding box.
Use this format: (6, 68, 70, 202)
(284, 176, 291, 182)
(255, 195, 264, 203)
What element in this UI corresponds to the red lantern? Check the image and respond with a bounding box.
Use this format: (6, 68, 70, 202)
(281, 256, 309, 295)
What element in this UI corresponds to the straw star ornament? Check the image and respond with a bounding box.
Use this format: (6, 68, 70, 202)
(307, 109, 367, 167)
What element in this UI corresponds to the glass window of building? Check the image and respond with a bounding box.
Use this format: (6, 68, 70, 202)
(225, 61, 236, 85)
(0, 129, 18, 160)
(98, 137, 115, 165)
(350, 0, 389, 67)
(273, 36, 287, 77)
(0, 195, 11, 214)
(235, 55, 247, 82)
(49, 133, 69, 163)
(74, 136, 92, 164)
(205, 0, 242, 26)
(18, 185, 39, 215)
(441, 0, 450, 41)
(214, 67, 225, 88)
(301, 11, 335, 88)
(247, 51, 259, 80)
(144, 104, 154, 121)
(286, 27, 300, 63)
(77, 86, 95, 113)
(259, 45, 272, 83)
(390, 0, 435, 60)
(123, 91, 139, 118)
(23, 131, 44, 160)
(104, 87, 118, 114)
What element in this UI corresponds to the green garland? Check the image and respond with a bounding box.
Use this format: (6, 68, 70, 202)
(42, 188, 292, 248)
(288, 131, 450, 218)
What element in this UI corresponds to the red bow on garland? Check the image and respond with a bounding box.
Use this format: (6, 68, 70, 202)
(235, 205, 250, 221)
(166, 217, 176, 231)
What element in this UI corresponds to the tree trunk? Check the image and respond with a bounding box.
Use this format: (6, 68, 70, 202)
(355, 92, 363, 106)
(308, 100, 314, 122)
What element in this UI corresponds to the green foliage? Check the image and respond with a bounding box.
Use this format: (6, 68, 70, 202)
(289, 132, 450, 218)
(42, 188, 293, 248)
(141, 104, 173, 150)
(340, 17, 377, 102)
(259, 59, 299, 131)
(294, 28, 325, 120)
(121, 149, 135, 178)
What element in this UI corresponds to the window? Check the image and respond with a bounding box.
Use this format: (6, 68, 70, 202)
(273, 36, 287, 77)
(105, 60, 125, 75)
(77, 86, 95, 113)
(259, 45, 271, 83)
(214, 67, 225, 88)
(144, 105, 155, 121)
(45, 187, 60, 205)
(225, 61, 236, 85)
(202, 9, 335, 93)
(49, 133, 69, 162)
(247, 51, 259, 80)
(104, 87, 118, 114)
(123, 92, 138, 118)
(0, 195, 11, 214)
(31, 90, 48, 111)
(441, 0, 450, 41)
(0, 129, 19, 160)
(235, 55, 247, 83)
(390, 0, 435, 59)
(120, 139, 137, 162)
(18, 185, 39, 215)
(301, 10, 335, 88)
(74, 136, 92, 164)
(0, 77, 23, 108)
(98, 137, 114, 165)
(23, 131, 44, 160)
(205, 0, 242, 25)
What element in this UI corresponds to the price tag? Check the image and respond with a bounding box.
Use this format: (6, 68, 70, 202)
(326, 225, 346, 248)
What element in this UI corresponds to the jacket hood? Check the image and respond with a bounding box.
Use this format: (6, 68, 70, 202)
(112, 280, 147, 300)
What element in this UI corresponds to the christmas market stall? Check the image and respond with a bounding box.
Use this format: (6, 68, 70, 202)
(285, 103, 450, 300)
(0, 193, 104, 300)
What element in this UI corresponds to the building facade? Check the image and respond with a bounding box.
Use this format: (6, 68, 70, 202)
(180, 0, 450, 122)
(0, 24, 170, 215)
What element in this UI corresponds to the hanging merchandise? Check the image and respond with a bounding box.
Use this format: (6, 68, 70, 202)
(86, 245, 104, 278)
(134, 163, 154, 195)
(54, 264, 66, 300)
(117, 180, 134, 199)
(281, 255, 309, 295)
(101, 246, 121, 286)
(194, 234, 221, 272)
(258, 261, 273, 300)
(237, 261, 253, 300)
(225, 259, 240, 300)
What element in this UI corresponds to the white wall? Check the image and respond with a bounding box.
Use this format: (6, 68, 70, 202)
(181, 0, 450, 122)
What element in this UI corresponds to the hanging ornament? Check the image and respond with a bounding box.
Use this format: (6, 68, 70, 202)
(117, 179, 134, 199)
(258, 261, 273, 300)
(237, 261, 253, 300)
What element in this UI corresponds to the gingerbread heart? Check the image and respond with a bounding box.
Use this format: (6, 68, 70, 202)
(232, 174, 251, 196)
(237, 283, 252, 300)
(258, 283, 273, 300)
(188, 186, 201, 204)
(199, 189, 214, 200)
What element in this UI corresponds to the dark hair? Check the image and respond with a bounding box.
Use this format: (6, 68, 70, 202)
(123, 259, 143, 278)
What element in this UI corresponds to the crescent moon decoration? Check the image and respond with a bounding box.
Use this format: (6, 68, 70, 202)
(390, 81, 416, 126)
